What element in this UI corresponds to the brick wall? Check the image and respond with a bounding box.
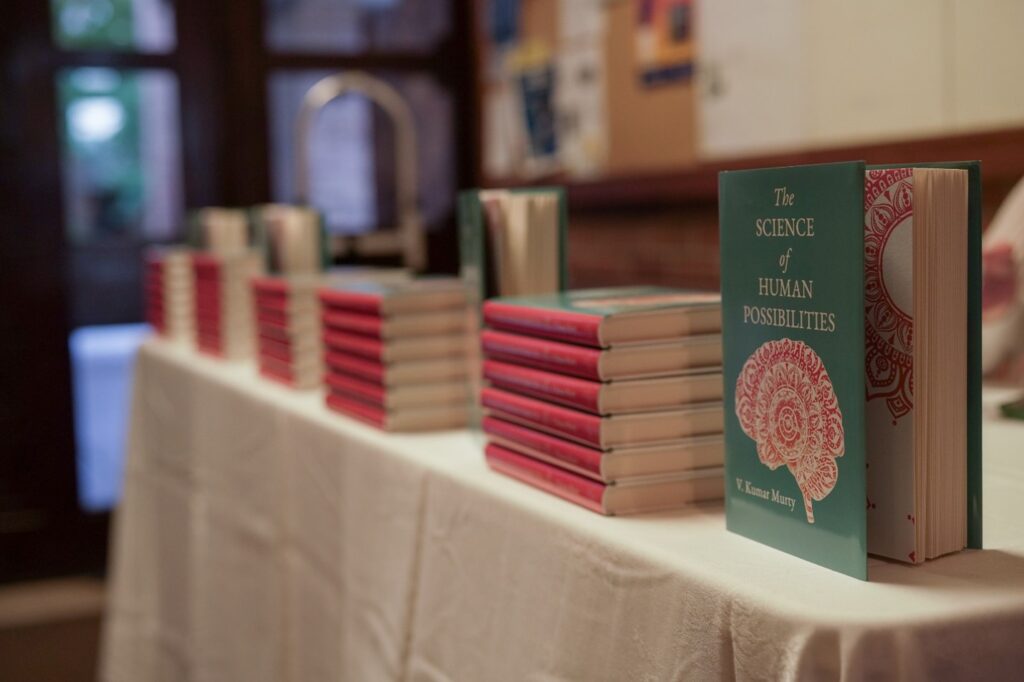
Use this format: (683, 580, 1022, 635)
(567, 205, 720, 291)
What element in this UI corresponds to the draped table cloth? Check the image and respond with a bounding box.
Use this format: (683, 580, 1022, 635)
(100, 340, 1024, 681)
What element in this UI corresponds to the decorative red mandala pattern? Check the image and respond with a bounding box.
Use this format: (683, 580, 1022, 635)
(735, 339, 845, 523)
(864, 168, 914, 423)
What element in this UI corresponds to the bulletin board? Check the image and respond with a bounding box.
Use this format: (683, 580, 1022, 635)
(478, 0, 698, 183)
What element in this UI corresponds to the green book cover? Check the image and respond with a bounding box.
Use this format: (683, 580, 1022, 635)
(719, 162, 868, 579)
(457, 186, 569, 307)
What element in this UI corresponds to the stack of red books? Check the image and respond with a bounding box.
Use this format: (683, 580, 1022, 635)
(192, 252, 262, 359)
(320, 278, 472, 431)
(479, 287, 728, 515)
(144, 247, 193, 342)
(252, 275, 323, 389)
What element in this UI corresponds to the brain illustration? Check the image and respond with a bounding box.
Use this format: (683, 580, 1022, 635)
(735, 339, 845, 523)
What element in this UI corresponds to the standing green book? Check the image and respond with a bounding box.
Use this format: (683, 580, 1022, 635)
(719, 161, 981, 579)
(458, 186, 569, 308)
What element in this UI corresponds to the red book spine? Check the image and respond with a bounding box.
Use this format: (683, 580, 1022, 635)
(480, 387, 602, 447)
(485, 443, 605, 513)
(318, 289, 382, 315)
(257, 308, 289, 327)
(194, 300, 223, 319)
(481, 416, 603, 477)
(480, 330, 602, 380)
(254, 294, 291, 313)
(482, 301, 603, 347)
(324, 352, 385, 384)
(147, 304, 166, 333)
(482, 359, 601, 413)
(322, 330, 383, 361)
(259, 359, 296, 386)
(197, 333, 223, 356)
(251, 277, 289, 296)
(194, 278, 221, 293)
(325, 392, 387, 428)
(191, 255, 221, 279)
(258, 322, 292, 343)
(259, 336, 293, 363)
(325, 374, 386, 406)
(322, 310, 384, 337)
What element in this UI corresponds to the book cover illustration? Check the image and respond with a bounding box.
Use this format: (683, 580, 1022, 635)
(735, 338, 844, 524)
(863, 168, 917, 561)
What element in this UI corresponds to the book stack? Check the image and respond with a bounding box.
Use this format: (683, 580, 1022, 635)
(192, 252, 263, 359)
(252, 275, 324, 389)
(319, 278, 472, 431)
(478, 287, 728, 515)
(251, 268, 411, 390)
(144, 248, 193, 342)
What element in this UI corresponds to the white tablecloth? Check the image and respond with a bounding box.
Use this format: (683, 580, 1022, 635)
(101, 341, 1024, 681)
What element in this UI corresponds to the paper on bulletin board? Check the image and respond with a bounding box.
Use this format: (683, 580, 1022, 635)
(556, 42, 608, 177)
(635, 0, 695, 87)
(483, 82, 523, 179)
(508, 42, 561, 176)
(559, 0, 606, 44)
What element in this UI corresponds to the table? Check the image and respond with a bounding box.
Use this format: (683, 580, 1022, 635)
(100, 341, 1024, 681)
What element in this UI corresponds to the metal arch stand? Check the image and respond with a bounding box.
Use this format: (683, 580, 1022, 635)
(294, 72, 426, 271)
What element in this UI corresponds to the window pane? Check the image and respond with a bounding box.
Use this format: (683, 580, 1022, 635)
(69, 323, 150, 511)
(264, 0, 451, 54)
(57, 68, 184, 329)
(51, 0, 176, 53)
(58, 68, 183, 245)
(268, 70, 455, 236)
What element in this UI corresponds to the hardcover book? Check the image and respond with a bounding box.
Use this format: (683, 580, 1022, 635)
(481, 387, 723, 449)
(319, 277, 467, 315)
(482, 416, 723, 482)
(325, 352, 467, 386)
(480, 329, 722, 380)
(482, 359, 722, 415)
(325, 373, 469, 410)
(458, 187, 569, 305)
(719, 161, 981, 579)
(323, 330, 468, 363)
(252, 204, 329, 275)
(325, 392, 468, 432)
(322, 308, 468, 339)
(482, 287, 721, 347)
(485, 443, 724, 515)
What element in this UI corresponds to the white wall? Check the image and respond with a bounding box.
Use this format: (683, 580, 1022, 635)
(697, 0, 1024, 159)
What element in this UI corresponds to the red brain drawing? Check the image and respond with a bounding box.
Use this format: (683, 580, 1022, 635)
(735, 338, 845, 523)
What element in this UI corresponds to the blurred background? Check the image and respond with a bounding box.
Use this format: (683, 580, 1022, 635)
(1, 0, 1023, 679)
